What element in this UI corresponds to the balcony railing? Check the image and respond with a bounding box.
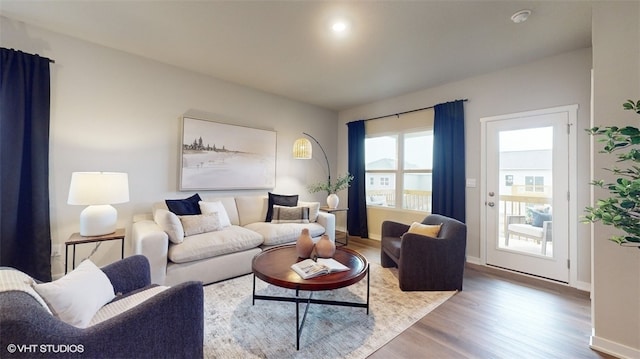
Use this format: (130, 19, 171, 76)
(366, 189, 432, 212)
(366, 184, 551, 217)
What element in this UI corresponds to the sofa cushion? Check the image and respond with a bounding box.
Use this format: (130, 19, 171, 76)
(265, 192, 299, 222)
(235, 196, 268, 226)
(154, 208, 185, 244)
(33, 260, 115, 328)
(244, 222, 326, 246)
(179, 213, 222, 236)
(271, 205, 309, 224)
(199, 200, 232, 227)
(508, 223, 545, 239)
(298, 201, 321, 222)
(168, 226, 264, 264)
(165, 193, 202, 215)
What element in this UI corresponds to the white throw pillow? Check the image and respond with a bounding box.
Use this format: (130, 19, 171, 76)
(199, 201, 232, 228)
(33, 259, 115, 328)
(154, 208, 185, 244)
(297, 201, 321, 222)
(179, 213, 222, 236)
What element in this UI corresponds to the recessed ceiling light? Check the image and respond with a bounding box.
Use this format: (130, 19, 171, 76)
(331, 20, 348, 34)
(511, 9, 532, 24)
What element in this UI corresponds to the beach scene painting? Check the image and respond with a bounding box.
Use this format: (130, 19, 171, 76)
(180, 117, 276, 190)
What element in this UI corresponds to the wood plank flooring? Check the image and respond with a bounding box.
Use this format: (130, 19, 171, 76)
(344, 236, 614, 359)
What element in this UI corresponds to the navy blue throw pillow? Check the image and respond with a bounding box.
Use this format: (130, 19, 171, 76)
(265, 192, 299, 222)
(165, 193, 202, 215)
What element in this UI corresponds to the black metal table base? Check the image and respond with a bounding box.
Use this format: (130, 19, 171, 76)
(252, 267, 370, 350)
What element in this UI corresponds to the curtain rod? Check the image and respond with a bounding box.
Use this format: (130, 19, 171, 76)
(359, 98, 468, 122)
(2, 48, 55, 63)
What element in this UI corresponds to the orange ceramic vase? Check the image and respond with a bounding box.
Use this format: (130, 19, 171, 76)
(296, 228, 315, 258)
(315, 234, 336, 258)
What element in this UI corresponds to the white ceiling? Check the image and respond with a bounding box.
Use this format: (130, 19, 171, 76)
(0, 1, 593, 111)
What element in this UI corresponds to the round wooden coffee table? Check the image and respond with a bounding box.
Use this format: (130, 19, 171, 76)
(251, 244, 370, 350)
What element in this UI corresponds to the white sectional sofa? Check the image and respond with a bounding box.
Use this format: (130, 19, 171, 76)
(131, 195, 335, 286)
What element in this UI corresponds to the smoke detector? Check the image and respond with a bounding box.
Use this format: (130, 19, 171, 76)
(511, 10, 532, 24)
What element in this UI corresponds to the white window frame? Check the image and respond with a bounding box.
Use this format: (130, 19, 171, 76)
(365, 129, 433, 211)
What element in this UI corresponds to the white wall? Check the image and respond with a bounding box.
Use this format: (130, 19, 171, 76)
(590, 3, 640, 357)
(1, 17, 339, 277)
(339, 48, 593, 286)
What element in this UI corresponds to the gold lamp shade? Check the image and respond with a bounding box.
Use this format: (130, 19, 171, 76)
(293, 137, 312, 159)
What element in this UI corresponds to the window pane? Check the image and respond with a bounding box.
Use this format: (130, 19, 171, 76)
(365, 172, 396, 206)
(365, 136, 397, 170)
(404, 131, 433, 169)
(403, 173, 432, 211)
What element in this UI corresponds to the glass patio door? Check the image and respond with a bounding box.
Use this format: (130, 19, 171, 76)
(482, 106, 576, 283)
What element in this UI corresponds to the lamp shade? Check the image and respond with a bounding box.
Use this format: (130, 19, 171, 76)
(68, 172, 129, 236)
(293, 138, 312, 159)
(67, 172, 129, 205)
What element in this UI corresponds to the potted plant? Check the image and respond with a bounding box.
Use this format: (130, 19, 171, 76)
(307, 173, 354, 209)
(583, 99, 640, 245)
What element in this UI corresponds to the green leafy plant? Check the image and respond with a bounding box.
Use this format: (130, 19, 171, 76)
(307, 173, 354, 195)
(583, 99, 640, 244)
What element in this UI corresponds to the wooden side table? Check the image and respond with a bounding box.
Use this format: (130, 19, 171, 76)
(65, 228, 125, 273)
(320, 207, 349, 246)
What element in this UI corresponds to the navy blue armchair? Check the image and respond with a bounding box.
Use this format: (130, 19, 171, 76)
(0, 255, 204, 358)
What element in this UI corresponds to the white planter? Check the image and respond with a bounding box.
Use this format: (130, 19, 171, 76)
(327, 193, 339, 209)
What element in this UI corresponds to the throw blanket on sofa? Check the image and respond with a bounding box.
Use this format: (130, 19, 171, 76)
(0, 267, 52, 314)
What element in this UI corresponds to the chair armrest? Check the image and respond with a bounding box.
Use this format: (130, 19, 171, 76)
(542, 221, 553, 239)
(101, 255, 151, 295)
(316, 212, 335, 242)
(131, 219, 169, 285)
(80, 281, 204, 358)
(505, 215, 526, 236)
(399, 232, 467, 291)
(382, 221, 410, 239)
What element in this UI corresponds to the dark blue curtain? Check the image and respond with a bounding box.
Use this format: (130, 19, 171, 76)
(347, 120, 369, 238)
(432, 100, 466, 222)
(0, 48, 52, 281)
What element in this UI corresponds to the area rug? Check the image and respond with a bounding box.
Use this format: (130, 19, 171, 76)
(202, 263, 455, 358)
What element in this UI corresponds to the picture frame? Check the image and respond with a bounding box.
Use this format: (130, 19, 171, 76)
(180, 117, 277, 190)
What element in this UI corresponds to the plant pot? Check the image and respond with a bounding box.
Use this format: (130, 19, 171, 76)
(327, 193, 339, 209)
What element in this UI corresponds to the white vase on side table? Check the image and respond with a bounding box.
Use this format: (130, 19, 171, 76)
(327, 193, 339, 209)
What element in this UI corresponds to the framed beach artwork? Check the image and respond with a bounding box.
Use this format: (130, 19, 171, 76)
(180, 117, 277, 190)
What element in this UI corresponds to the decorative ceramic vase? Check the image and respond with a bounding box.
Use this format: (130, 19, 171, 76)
(296, 228, 315, 258)
(327, 193, 339, 209)
(315, 234, 336, 258)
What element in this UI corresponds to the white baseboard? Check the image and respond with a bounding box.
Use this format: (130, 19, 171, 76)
(574, 280, 591, 293)
(466, 256, 482, 265)
(591, 333, 640, 359)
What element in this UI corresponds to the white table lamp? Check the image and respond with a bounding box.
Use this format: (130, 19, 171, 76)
(67, 172, 129, 236)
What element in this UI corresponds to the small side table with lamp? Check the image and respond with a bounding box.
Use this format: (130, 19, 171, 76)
(319, 206, 349, 246)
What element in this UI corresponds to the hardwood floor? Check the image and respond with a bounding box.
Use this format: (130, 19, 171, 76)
(344, 236, 615, 359)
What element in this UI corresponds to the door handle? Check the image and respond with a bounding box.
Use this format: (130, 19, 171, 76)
(487, 202, 495, 207)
